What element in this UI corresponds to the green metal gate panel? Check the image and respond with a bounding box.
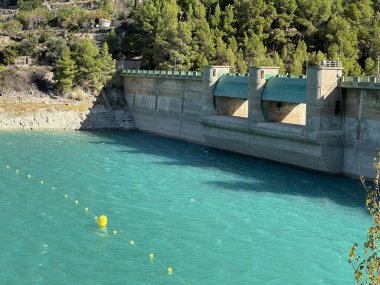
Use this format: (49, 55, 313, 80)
(214, 76, 249, 99)
(262, 77, 307, 103)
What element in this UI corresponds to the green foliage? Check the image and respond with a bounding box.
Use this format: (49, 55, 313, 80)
(54, 47, 76, 94)
(18, 34, 39, 56)
(0, 20, 23, 36)
(98, 0, 114, 17)
(98, 42, 116, 90)
(349, 153, 380, 284)
(17, 0, 42, 11)
(290, 40, 308, 75)
(72, 37, 101, 90)
(0, 45, 18, 65)
(364, 58, 377, 76)
(127, 0, 380, 74)
(55, 7, 92, 30)
(309, 50, 326, 67)
(53, 37, 115, 93)
(105, 29, 121, 58)
(71, 37, 115, 92)
(45, 37, 68, 64)
(16, 8, 52, 29)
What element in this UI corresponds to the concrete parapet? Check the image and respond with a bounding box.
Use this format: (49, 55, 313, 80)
(202, 66, 230, 117)
(306, 67, 343, 137)
(248, 67, 280, 125)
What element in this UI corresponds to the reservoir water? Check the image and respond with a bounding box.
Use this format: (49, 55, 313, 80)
(0, 131, 370, 285)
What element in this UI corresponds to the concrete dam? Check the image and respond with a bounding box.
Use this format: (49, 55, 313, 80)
(118, 63, 380, 178)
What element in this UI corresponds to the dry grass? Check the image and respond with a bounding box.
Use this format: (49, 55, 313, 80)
(0, 98, 92, 116)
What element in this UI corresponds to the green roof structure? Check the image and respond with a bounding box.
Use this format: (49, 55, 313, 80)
(214, 75, 249, 99)
(262, 77, 307, 103)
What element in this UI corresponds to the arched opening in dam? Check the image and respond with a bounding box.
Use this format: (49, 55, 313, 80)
(213, 74, 249, 118)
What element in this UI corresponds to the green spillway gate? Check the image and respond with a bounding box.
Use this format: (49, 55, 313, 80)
(262, 77, 307, 103)
(214, 75, 249, 99)
(213, 75, 307, 104)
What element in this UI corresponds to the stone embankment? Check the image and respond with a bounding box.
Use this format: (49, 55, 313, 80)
(0, 92, 135, 130)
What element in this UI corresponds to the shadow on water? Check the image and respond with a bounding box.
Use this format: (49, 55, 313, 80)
(83, 130, 368, 210)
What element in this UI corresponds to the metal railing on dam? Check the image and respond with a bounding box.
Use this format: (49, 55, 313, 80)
(340, 76, 380, 89)
(119, 69, 203, 79)
(118, 68, 380, 90)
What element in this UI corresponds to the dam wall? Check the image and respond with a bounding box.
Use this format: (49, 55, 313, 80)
(121, 66, 380, 178)
(343, 88, 380, 177)
(122, 75, 205, 142)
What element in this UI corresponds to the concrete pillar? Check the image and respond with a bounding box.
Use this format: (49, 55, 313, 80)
(202, 66, 230, 117)
(306, 67, 344, 137)
(248, 67, 280, 125)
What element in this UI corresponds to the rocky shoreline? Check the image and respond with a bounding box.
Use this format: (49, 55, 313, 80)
(0, 95, 135, 130)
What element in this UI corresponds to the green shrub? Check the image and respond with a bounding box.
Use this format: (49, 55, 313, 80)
(56, 6, 92, 30)
(98, 0, 114, 16)
(72, 38, 115, 91)
(349, 153, 380, 284)
(0, 20, 23, 36)
(45, 37, 68, 64)
(0, 45, 18, 65)
(16, 8, 52, 29)
(54, 47, 76, 94)
(17, 0, 43, 11)
(18, 35, 39, 56)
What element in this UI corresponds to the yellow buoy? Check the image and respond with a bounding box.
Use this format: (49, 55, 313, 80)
(149, 253, 154, 261)
(98, 215, 107, 227)
(130, 240, 135, 245)
(113, 230, 117, 235)
(168, 267, 173, 275)
(84, 207, 89, 212)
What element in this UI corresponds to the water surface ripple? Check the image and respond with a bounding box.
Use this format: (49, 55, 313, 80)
(0, 130, 369, 285)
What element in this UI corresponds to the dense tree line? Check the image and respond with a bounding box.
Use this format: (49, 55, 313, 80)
(54, 39, 115, 93)
(120, 0, 380, 75)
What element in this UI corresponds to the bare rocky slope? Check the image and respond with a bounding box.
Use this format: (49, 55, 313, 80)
(0, 67, 135, 130)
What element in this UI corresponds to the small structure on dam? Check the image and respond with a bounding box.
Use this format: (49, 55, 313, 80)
(118, 63, 380, 178)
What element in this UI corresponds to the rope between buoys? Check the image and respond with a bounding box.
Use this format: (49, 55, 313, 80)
(4, 164, 191, 285)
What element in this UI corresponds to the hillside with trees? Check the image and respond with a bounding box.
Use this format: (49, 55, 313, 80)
(0, 0, 380, 95)
(124, 0, 380, 76)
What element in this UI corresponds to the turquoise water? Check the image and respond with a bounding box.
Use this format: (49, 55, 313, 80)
(0, 131, 370, 285)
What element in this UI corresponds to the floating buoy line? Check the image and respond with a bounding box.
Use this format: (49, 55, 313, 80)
(4, 165, 190, 285)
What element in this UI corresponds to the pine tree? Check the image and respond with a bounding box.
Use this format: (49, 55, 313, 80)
(236, 48, 247, 73)
(364, 58, 376, 76)
(54, 47, 76, 94)
(273, 51, 285, 74)
(72, 37, 101, 91)
(96, 42, 116, 91)
(325, 16, 361, 75)
(105, 29, 121, 58)
(154, 0, 179, 69)
(189, 0, 215, 67)
(290, 40, 308, 75)
(243, 32, 267, 66)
